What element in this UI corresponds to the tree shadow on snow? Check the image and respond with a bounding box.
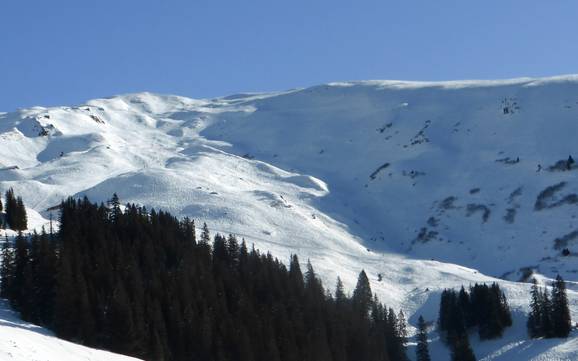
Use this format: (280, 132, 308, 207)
(0, 299, 53, 336)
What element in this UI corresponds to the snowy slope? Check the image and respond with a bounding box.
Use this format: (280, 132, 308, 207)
(3, 76, 578, 360)
(0, 299, 139, 361)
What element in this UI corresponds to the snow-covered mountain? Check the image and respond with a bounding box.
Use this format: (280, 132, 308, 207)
(3, 75, 578, 360)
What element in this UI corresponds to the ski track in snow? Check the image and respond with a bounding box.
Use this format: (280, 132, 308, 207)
(3, 77, 578, 359)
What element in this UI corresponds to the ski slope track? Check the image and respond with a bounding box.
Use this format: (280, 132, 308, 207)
(3, 75, 578, 360)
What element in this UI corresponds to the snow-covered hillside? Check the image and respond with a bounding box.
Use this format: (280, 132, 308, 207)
(0, 299, 138, 361)
(3, 76, 578, 360)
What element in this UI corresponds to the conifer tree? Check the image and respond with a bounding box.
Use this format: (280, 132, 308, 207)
(397, 310, 408, 346)
(200, 222, 210, 245)
(352, 270, 373, 317)
(495, 284, 512, 328)
(226, 234, 239, 268)
(11, 232, 29, 310)
(4, 189, 16, 230)
(551, 275, 572, 338)
(196, 222, 212, 267)
(108, 193, 121, 221)
(527, 276, 572, 339)
(15, 197, 27, 230)
(3, 190, 27, 230)
(541, 288, 553, 338)
(386, 307, 409, 361)
(527, 278, 542, 338)
(459, 286, 473, 328)
(438, 289, 452, 335)
(416, 315, 431, 361)
(304, 259, 323, 296)
(476, 284, 504, 339)
(0, 237, 14, 300)
(439, 289, 466, 343)
(334, 277, 346, 305)
(34, 230, 57, 326)
(212, 234, 228, 266)
(289, 254, 304, 291)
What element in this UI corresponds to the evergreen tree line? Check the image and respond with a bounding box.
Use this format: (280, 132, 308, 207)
(527, 276, 572, 338)
(0, 195, 409, 361)
(439, 284, 512, 341)
(2, 188, 27, 231)
(438, 283, 512, 361)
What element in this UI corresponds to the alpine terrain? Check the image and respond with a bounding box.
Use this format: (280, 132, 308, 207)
(2, 75, 578, 360)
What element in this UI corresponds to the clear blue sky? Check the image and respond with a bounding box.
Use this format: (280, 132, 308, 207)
(1, 0, 578, 111)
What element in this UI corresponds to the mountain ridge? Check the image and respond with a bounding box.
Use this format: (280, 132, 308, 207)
(3, 75, 578, 360)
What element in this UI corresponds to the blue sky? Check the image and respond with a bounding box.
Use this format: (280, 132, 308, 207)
(1, 0, 578, 111)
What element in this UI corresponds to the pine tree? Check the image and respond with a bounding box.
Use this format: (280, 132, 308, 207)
(289, 254, 304, 291)
(304, 259, 323, 296)
(439, 289, 466, 344)
(386, 307, 409, 361)
(495, 284, 512, 328)
(416, 315, 431, 361)
(439, 289, 452, 335)
(200, 222, 210, 245)
(3, 190, 27, 231)
(0, 237, 14, 300)
(4, 189, 16, 230)
(397, 310, 408, 346)
(108, 193, 121, 222)
(551, 275, 572, 338)
(334, 277, 346, 305)
(541, 288, 553, 338)
(458, 286, 473, 328)
(226, 234, 239, 268)
(11, 232, 29, 311)
(35, 230, 57, 326)
(527, 278, 542, 338)
(477, 284, 504, 340)
(15, 197, 27, 230)
(212, 234, 228, 265)
(352, 270, 373, 317)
